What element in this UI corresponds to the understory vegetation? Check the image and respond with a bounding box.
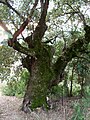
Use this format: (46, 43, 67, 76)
(2, 69, 29, 97)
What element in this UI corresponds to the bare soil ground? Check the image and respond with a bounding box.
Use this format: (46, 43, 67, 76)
(0, 95, 73, 120)
(0, 83, 90, 120)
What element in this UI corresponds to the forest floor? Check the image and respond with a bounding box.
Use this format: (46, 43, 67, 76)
(0, 83, 90, 120)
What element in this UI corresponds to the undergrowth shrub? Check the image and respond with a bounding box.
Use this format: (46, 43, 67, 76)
(71, 86, 90, 120)
(50, 82, 70, 100)
(2, 70, 29, 97)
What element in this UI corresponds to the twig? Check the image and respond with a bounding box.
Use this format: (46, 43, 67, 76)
(0, 0, 25, 20)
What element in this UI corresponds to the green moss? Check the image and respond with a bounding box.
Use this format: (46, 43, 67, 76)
(29, 44, 54, 110)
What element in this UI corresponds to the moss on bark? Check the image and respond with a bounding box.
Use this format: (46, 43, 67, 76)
(22, 44, 54, 111)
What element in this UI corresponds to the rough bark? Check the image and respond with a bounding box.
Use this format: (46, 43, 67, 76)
(69, 66, 74, 97)
(21, 45, 53, 112)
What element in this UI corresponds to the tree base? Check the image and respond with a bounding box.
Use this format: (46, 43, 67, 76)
(21, 98, 32, 113)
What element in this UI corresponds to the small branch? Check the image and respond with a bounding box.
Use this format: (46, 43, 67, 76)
(76, 56, 90, 62)
(6, 2, 25, 20)
(44, 35, 58, 44)
(8, 40, 35, 56)
(0, 1, 6, 5)
(65, 3, 86, 26)
(76, 8, 86, 26)
(0, 0, 25, 20)
(65, 2, 76, 12)
(9, 0, 39, 44)
(65, 14, 73, 24)
(63, 11, 79, 15)
(39, 0, 49, 24)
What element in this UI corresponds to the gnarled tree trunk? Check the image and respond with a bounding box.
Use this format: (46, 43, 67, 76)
(21, 45, 53, 112)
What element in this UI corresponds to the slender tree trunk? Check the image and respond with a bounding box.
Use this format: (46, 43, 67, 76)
(70, 78, 73, 97)
(63, 77, 69, 97)
(69, 66, 74, 97)
(80, 77, 84, 97)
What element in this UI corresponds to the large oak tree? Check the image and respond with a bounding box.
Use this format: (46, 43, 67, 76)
(0, 0, 90, 112)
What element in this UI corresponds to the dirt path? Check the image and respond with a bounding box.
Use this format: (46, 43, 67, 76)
(0, 83, 64, 120)
(0, 95, 65, 120)
(0, 95, 66, 120)
(0, 83, 90, 120)
(0, 83, 32, 120)
(0, 83, 69, 120)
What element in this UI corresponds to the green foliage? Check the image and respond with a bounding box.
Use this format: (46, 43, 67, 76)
(0, 45, 21, 81)
(71, 101, 85, 120)
(50, 81, 69, 99)
(51, 85, 63, 98)
(75, 58, 90, 77)
(0, 45, 16, 66)
(53, 41, 64, 62)
(3, 80, 17, 96)
(71, 86, 90, 120)
(72, 83, 81, 96)
(2, 70, 29, 97)
(0, 4, 10, 21)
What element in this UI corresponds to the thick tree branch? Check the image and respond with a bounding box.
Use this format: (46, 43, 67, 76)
(40, 0, 49, 23)
(32, 0, 49, 41)
(8, 40, 35, 56)
(40, 0, 44, 12)
(51, 25, 90, 86)
(8, 0, 38, 48)
(0, 1, 39, 55)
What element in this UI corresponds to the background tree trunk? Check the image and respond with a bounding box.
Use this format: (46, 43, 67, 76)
(69, 66, 74, 97)
(80, 77, 85, 97)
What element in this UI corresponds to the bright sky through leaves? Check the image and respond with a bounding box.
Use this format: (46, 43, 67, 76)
(0, 27, 8, 43)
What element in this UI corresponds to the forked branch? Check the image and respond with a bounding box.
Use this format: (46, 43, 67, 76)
(8, 0, 39, 47)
